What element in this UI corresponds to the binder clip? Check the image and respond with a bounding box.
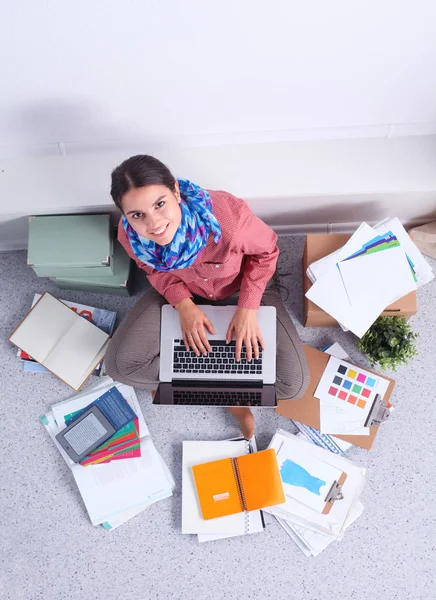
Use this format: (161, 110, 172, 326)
(324, 481, 344, 504)
(364, 393, 390, 427)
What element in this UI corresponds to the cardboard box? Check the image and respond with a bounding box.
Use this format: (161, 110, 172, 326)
(275, 345, 395, 450)
(303, 234, 417, 327)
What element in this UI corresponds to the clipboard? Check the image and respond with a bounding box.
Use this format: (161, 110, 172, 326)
(322, 472, 347, 514)
(275, 345, 395, 450)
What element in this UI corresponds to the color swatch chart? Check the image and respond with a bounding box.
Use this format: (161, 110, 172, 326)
(328, 364, 377, 410)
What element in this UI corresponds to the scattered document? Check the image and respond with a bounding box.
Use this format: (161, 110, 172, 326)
(304, 218, 434, 337)
(265, 430, 366, 538)
(41, 377, 175, 529)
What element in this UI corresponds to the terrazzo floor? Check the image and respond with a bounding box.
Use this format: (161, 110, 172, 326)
(1, 236, 435, 600)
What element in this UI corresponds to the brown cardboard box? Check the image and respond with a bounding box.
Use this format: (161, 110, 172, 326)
(303, 234, 417, 327)
(275, 345, 395, 450)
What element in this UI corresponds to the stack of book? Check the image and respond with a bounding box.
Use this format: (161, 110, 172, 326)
(41, 377, 175, 530)
(27, 214, 133, 296)
(16, 294, 116, 376)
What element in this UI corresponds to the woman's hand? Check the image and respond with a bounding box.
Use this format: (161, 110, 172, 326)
(226, 308, 265, 361)
(175, 298, 216, 356)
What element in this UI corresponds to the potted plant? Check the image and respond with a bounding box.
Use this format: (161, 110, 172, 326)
(357, 316, 418, 372)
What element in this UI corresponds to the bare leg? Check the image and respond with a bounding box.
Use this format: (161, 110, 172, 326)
(227, 407, 255, 440)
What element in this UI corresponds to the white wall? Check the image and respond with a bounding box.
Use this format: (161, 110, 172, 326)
(1, 1, 436, 249)
(1, 136, 436, 250)
(2, 0, 436, 159)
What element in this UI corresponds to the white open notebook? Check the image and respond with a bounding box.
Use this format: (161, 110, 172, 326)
(9, 292, 110, 390)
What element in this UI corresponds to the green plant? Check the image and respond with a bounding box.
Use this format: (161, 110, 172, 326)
(357, 316, 418, 371)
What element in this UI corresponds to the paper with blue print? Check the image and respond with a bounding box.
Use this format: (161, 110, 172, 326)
(276, 440, 343, 513)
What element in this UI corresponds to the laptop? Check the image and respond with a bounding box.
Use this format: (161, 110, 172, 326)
(153, 305, 277, 407)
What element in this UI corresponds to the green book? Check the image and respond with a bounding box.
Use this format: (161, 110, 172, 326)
(28, 214, 114, 277)
(54, 240, 133, 296)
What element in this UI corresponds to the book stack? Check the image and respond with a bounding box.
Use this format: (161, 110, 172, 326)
(16, 294, 116, 377)
(41, 377, 175, 530)
(264, 429, 366, 557)
(27, 214, 133, 296)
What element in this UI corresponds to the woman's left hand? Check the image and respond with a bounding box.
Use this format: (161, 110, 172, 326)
(226, 307, 265, 362)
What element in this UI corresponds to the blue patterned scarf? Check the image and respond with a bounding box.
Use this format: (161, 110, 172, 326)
(121, 179, 222, 272)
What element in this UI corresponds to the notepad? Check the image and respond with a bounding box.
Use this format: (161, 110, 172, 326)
(192, 449, 285, 520)
(9, 292, 109, 390)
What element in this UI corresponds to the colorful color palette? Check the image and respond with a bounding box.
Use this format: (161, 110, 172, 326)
(327, 363, 379, 410)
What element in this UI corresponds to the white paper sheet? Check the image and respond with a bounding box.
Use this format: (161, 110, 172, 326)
(182, 440, 254, 536)
(41, 379, 174, 527)
(305, 221, 419, 337)
(314, 356, 389, 436)
(277, 500, 364, 557)
(264, 431, 366, 537)
(276, 440, 343, 512)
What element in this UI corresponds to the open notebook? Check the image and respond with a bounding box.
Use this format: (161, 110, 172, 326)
(9, 292, 110, 390)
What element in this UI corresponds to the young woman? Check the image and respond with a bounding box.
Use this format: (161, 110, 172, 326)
(105, 155, 309, 439)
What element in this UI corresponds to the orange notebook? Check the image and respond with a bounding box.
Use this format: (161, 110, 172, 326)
(192, 448, 285, 520)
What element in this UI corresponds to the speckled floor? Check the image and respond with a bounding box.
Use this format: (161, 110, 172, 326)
(1, 237, 435, 600)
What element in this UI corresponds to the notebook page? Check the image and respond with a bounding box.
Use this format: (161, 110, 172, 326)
(9, 293, 77, 363)
(182, 440, 249, 535)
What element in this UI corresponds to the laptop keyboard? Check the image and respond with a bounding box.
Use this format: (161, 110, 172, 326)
(172, 389, 262, 406)
(172, 339, 263, 376)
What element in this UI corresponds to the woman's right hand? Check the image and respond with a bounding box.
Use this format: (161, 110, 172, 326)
(175, 298, 216, 356)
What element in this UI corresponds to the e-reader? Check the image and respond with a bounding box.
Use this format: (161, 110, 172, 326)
(56, 406, 116, 463)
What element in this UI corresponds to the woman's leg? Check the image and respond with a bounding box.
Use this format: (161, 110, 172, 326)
(105, 287, 166, 388)
(261, 281, 310, 400)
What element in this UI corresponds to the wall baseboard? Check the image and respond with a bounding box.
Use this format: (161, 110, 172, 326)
(1, 217, 432, 251)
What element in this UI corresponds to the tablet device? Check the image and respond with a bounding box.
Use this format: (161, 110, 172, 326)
(56, 405, 116, 463)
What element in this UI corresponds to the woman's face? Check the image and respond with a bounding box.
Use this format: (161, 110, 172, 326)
(121, 183, 182, 245)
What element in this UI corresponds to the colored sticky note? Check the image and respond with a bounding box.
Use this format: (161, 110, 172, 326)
(357, 373, 366, 384)
(348, 395, 357, 405)
(361, 388, 371, 398)
(337, 365, 347, 375)
(352, 383, 362, 394)
(338, 390, 348, 401)
(357, 399, 366, 409)
(366, 377, 376, 387)
(342, 380, 352, 390)
(333, 376, 343, 385)
(347, 369, 357, 379)
(328, 386, 338, 396)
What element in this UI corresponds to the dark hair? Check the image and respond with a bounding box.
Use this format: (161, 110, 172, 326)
(110, 154, 176, 211)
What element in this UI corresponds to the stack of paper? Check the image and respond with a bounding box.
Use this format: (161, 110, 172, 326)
(265, 430, 366, 556)
(41, 377, 175, 530)
(306, 218, 434, 337)
(17, 294, 116, 376)
(182, 438, 265, 543)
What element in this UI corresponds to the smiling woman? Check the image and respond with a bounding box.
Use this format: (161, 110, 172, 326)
(105, 154, 310, 439)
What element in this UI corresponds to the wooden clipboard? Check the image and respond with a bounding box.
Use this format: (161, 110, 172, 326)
(275, 345, 395, 450)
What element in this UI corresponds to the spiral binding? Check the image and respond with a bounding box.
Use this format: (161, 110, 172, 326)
(231, 457, 250, 534)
